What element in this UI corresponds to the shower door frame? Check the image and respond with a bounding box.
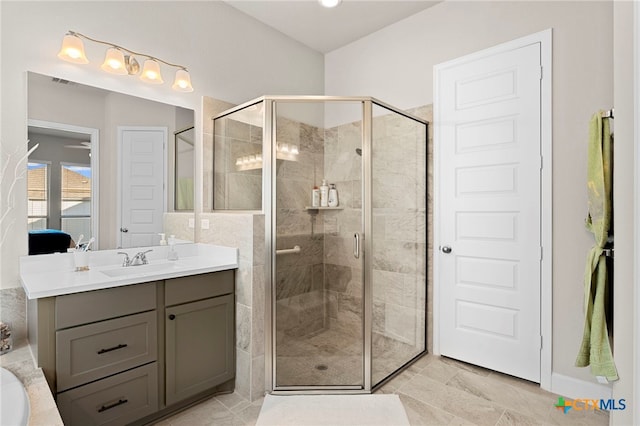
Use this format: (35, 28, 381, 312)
(261, 96, 428, 395)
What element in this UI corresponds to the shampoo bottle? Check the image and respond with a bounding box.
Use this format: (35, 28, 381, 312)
(312, 186, 320, 207)
(328, 184, 339, 207)
(319, 179, 329, 207)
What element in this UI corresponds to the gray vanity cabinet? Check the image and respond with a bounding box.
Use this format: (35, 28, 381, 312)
(164, 271, 235, 406)
(31, 270, 236, 426)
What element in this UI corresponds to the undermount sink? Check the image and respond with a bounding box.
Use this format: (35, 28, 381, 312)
(100, 262, 179, 277)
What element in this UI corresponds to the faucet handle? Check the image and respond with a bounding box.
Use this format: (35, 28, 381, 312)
(140, 249, 153, 264)
(117, 252, 131, 267)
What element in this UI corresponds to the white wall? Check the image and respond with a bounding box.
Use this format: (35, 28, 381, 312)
(0, 1, 324, 289)
(326, 0, 615, 387)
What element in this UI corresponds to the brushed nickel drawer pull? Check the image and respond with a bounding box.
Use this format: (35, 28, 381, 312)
(97, 398, 128, 413)
(97, 343, 128, 355)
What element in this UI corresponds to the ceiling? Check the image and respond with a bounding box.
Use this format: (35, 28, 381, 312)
(224, 1, 441, 53)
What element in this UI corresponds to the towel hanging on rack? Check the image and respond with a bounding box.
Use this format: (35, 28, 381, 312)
(575, 110, 618, 382)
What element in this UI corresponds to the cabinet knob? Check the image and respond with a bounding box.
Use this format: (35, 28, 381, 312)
(168, 314, 176, 320)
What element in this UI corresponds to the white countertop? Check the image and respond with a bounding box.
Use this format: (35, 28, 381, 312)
(19, 243, 239, 299)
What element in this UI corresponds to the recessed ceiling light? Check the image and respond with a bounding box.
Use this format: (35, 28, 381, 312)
(318, 0, 342, 8)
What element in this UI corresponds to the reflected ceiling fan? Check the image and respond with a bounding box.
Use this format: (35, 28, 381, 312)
(64, 141, 91, 150)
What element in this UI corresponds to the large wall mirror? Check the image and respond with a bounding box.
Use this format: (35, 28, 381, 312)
(27, 72, 195, 253)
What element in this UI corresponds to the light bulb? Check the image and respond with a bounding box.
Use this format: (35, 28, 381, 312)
(57, 34, 89, 64)
(101, 48, 127, 75)
(318, 0, 341, 8)
(172, 69, 194, 92)
(140, 59, 163, 84)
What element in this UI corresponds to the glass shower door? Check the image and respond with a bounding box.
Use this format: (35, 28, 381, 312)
(273, 100, 365, 389)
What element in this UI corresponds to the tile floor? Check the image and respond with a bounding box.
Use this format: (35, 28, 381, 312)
(156, 354, 610, 426)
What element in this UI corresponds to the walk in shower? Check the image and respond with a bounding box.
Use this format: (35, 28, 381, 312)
(213, 96, 427, 393)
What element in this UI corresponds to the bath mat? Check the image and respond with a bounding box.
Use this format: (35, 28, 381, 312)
(255, 394, 410, 426)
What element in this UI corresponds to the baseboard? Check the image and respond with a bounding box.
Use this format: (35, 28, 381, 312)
(551, 372, 613, 400)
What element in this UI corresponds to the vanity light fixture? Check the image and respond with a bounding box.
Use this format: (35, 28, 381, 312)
(57, 30, 193, 92)
(318, 0, 342, 8)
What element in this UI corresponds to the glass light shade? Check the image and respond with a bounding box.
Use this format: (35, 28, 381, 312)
(172, 69, 194, 92)
(140, 59, 164, 84)
(101, 48, 128, 75)
(318, 0, 341, 8)
(57, 34, 89, 64)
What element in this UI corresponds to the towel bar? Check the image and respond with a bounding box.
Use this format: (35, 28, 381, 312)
(276, 245, 301, 255)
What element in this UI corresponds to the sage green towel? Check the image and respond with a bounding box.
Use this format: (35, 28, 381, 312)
(575, 111, 618, 381)
(176, 178, 194, 210)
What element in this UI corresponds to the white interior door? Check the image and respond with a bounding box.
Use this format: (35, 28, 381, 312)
(436, 42, 542, 382)
(119, 127, 166, 249)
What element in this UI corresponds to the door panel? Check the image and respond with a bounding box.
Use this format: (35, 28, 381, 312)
(437, 43, 542, 382)
(120, 128, 166, 248)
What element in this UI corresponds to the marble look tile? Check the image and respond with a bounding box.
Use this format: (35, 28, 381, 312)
(225, 118, 251, 141)
(251, 355, 265, 401)
(251, 266, 265, 358)
(235, 348, 251, 400)
(446, 370, 551, 420)
(400, 375, 504, 426)
(0, 287, 27, 343)
(236, 303, 251, 352)
(496, 410, 544, 426)
(216, 391, 249, 411)
(398, 393, 455, 426)
(324, 264, 352, 292)
(236, 267, 252, 307)
(372, 240, 422, 275)
(228, 174, 262, 210)
(252, 215, 265, 266)
(439, 356, 492, 377)
(163, 213, 195, 242)
(417, 356, 461, 384)
(544, 403, 609, 426)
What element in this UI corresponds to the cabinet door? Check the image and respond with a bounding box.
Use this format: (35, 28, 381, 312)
(165, 294, 234, 405)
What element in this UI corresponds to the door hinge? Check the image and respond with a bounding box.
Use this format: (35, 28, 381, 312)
(540, 335, 543, 350)
(540, 156, 543, 170)
(540, 246, 543, 260)
(538, 66, 543, 80)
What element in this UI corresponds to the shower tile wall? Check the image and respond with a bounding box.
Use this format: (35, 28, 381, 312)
(322, 122, 363, 342)
(203, 97, 235, 211)
(199, 212, 265, 402)
(214, 118, 263, 210)
(274, 116, 325, 344)
(370, 107, 428, 384)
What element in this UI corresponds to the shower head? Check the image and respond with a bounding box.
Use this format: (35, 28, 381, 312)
(355, 148, 362, 156)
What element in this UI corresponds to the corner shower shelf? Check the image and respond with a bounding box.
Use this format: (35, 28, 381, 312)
(304, 206, 344, 211)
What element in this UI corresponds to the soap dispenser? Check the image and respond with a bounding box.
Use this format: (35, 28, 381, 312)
(167, 235, 179, 261)
(328, 184, 339, 207)
(158, 233, 167, 246)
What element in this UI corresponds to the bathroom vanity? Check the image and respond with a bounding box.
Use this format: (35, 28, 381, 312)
(20, 243, 238, 425)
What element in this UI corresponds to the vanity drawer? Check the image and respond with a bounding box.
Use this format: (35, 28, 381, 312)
(56, 311, 157, 391)
(57, 362, 158, 426)
(56, 282, 157, 329)
(165, 270, 234, 306)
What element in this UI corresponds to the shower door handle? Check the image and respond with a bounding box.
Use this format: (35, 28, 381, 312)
(353, 233, 360, 259)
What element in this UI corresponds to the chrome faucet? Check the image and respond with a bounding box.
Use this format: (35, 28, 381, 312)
(117, 249, 153, 267)
(117, 252, 131, 267)
(130, 249, 153, 266)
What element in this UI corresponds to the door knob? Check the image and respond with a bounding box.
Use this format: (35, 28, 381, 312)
(168, 314, 176, 320)
(441, 246, 452, 254)
(120, 227, 129, 233)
